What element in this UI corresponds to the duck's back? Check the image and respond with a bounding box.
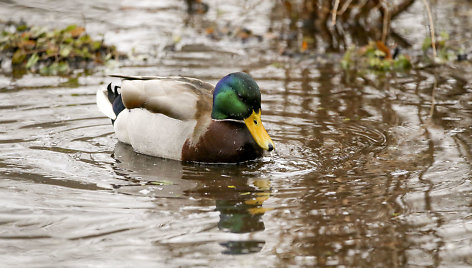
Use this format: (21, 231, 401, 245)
(118, 76, 213, 120)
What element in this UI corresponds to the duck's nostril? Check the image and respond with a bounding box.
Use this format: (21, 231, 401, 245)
(268, 143, 274, 151)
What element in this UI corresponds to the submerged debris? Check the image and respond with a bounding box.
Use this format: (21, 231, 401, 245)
(185, 0, 209, 14)
(0, 21, 122, 76)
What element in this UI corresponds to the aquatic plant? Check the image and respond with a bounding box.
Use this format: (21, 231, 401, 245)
(0, 21, 120, 75)
(341, 41, 412, 73)
(422, 31, 467, 63)
(341, 31, 466, 74)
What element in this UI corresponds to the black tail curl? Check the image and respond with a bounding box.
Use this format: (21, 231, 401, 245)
(106, 83, 125, 124)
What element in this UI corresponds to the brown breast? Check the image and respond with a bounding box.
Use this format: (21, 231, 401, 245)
(181, 120, 264, 163)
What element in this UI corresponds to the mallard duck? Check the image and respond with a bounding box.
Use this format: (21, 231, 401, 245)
(96, 72, 274, 163)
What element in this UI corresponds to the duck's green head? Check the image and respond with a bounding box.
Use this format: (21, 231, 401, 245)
(212, 72, 274, 151)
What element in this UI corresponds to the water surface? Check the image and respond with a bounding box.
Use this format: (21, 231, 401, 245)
(1, 0, 472, 267)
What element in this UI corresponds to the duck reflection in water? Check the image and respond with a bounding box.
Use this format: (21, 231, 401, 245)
(214, 178, 270, 254)
(111, 142, 271, 254)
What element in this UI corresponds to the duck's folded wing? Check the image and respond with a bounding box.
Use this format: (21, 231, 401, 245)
(118, 77, 213, 121)
(111, 75, 214, 92)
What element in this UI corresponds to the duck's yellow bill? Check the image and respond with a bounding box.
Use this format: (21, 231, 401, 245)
(244, 110, 275, 151)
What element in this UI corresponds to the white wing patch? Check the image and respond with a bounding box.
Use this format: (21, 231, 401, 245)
(96, 88, 116, 120)
(114, 109, 196, 160)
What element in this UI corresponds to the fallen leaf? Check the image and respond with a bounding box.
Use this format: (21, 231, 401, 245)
(12, 49, 27, 64)
(376, 41, 392, 59)
(70, 27, 85, 38)
(25, 53, 39, 69)
(18, 39, 36, 49)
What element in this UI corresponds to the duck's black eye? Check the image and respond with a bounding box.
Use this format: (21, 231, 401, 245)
(253, 119, 258, 125)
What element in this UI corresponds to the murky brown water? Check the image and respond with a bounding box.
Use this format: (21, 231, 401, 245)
(1, 0, 472, 267)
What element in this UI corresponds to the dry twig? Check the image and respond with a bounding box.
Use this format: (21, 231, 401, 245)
(331, 0, 340, 26)
(421, 0, 437, 58)
(381, 1, 390, 43)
